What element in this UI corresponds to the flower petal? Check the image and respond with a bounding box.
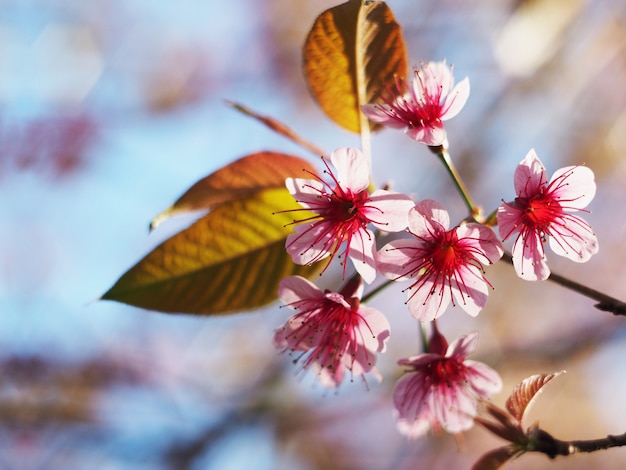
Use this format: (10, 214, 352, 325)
(376, 238, 422, 280)
(512, 231, 550, 281)
(550, 165, 596, 209)
(440, 77, 470, 121)
(446, 331, 479, 358)
(361, 103, 408, 128)
(456, 223, 503, 264)
(348, 228, 378, 284)
(330, 147, 370, 193)
(278, 276, 323, 306)
(405, 124, 447, 146)
(409, 199, 450, 234)
(286, 222, 333, 265)
(451, 264, 490, 317)
(406, 278, 451, 321)
(514, 149, 548, 198)
(285, 177, 325, 210)
(433, 385, 477, 433)
(548, 220, 599, 262)
(464, 360, 503, 397)
(366, 190, 413, 232)
(496, 202, 524, 241)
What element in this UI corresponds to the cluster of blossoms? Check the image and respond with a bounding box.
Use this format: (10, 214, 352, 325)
(274, 60, 598, 438)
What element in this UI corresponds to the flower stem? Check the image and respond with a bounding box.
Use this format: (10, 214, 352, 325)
(500, 252, 626, 316)
(430, 146, 479, 218)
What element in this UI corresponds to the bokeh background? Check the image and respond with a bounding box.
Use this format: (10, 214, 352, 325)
(2, 0, 626, 468)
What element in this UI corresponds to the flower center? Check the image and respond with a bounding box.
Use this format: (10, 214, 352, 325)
(425, 357, 464, 387)
(429, 230, 461, 275)
(516, 194, 562, 231)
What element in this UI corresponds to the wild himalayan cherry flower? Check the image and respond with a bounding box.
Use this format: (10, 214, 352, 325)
(377, 199, 503, 321)
(285, 147, 413, 284)
(497, 149, 598, 281)
(361, 60, 470, 146)
(274, 275, 390, 388)
(393, 330, 502, 438)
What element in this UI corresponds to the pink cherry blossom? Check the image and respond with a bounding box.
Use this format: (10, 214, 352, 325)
(361, 60, 470, 147)
(497, 149, 598, 281)
(285, 147, 413, 283)
(274, 275, 390, 388)
(377, 199, 503, 321)
(393, 330, 502, 438)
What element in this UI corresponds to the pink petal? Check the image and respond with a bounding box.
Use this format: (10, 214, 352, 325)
(348, 228, 378, 284)
(512, 231, 550, 281)
(278, 275, 323, 306)
(451, 264, 490, 317)
(441, 77, 470, 121)
(432, 385, 477, 433)
(366, 190, 413, 232)
(464, 360, 503, 397)
(376, 238, 421, 280)
(456, 224, 503, 264)
(285, 177, 325, 209)
(550, 165, 596, 209)
(405, 124, 447, 146)
(406, 278, 451, 321)
(548, 222, 599, 262)
(415, 61, 453, 99)
(496, 203, 524, 240)
(514, 149, 548, 197)
(361, 103, 407, 128)
(447, 331, 479, 359)
(330, 147, 370, 193)
(393, 371, 431, 420)
(313, 361, 344, 388)
(286, 222, 333, 265)
(409, 199, 450, 235)
(395, 415, 431, 439)
(357, 305, 391, 354)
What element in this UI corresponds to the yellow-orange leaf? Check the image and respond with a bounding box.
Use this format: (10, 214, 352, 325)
(150, 152, 317, 230)
(303, 0, 407, 133)
(102, 188, 321, 315)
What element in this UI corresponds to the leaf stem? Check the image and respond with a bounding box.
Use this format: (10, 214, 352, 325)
(500, 252, 626, 316)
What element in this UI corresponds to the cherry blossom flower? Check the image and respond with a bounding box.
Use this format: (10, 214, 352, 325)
(361, 60, 470, 147)
(285, 147, 413, 283)
(393, 329, 502, 438)
(497, 149, 598, 281)
(274, 275, 390, 388)
(377, 199, 503, 321)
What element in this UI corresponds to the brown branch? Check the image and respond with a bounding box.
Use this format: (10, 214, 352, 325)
(499, 252, 626, 316)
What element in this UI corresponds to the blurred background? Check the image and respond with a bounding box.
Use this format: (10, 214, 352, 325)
(2, 0, 626, 468)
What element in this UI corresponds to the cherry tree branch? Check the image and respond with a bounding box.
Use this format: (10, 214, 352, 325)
(530, 428, 626, 458)
(500, 252, 626, 316)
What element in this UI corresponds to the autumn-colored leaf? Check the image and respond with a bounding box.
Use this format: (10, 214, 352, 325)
(303, 0, 407, 132)
(150, 152, 317, 230)
(102, 187, 321, 315)
(505, 371, 565, 424)
(471, 446, 520, 470)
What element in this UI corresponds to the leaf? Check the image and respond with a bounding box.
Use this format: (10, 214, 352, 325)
(471, 446, 520, 470)
(303, 0, 407, 132)
(150, 152, 317, 230)
(505, 371, 565, 424)
(102, 187, 321, 315)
